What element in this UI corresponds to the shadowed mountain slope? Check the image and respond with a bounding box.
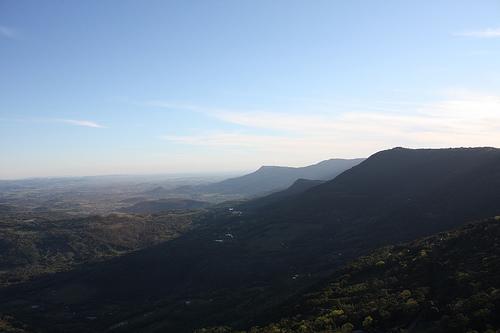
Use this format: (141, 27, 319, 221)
(242, 178, 325, 209)
(266, 147, 500, 245)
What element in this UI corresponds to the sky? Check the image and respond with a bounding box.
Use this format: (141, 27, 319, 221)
(1, 0, 500, 179)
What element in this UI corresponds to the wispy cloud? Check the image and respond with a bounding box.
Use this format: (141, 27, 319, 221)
(454, 28, 500, 38)
(56, 119, 105, 128)
(157, 90, 500, 159)
(0, 25, 18, 39)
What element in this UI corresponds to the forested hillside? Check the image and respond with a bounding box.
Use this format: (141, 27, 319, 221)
(200, 217, 500, 333)
(0, 211, 201, 286)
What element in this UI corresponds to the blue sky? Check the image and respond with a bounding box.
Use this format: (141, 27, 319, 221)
(1, 0, 500, 179)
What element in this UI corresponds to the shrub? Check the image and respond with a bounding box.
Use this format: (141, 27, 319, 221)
(341, 322, 354, 333)
(362, 315, 374, 328)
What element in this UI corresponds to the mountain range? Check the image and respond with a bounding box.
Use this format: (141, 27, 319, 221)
(1, 147, 499, 333)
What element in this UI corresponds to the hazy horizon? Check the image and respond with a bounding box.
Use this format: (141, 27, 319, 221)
(2, 1, 500, 179)
(0, 155, 369, 180)
(3, 146, 499, 181)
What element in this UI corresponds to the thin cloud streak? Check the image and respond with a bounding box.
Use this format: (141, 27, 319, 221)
(454, 28, 500, 38)
(56, 119, 105, 128)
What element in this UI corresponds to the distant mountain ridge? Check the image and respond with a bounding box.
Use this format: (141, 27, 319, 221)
(184, 158, 365, 197)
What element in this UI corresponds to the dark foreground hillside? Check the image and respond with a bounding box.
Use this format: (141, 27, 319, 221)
(1, 148, 499, 332)
(199, 217, 500, 333)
